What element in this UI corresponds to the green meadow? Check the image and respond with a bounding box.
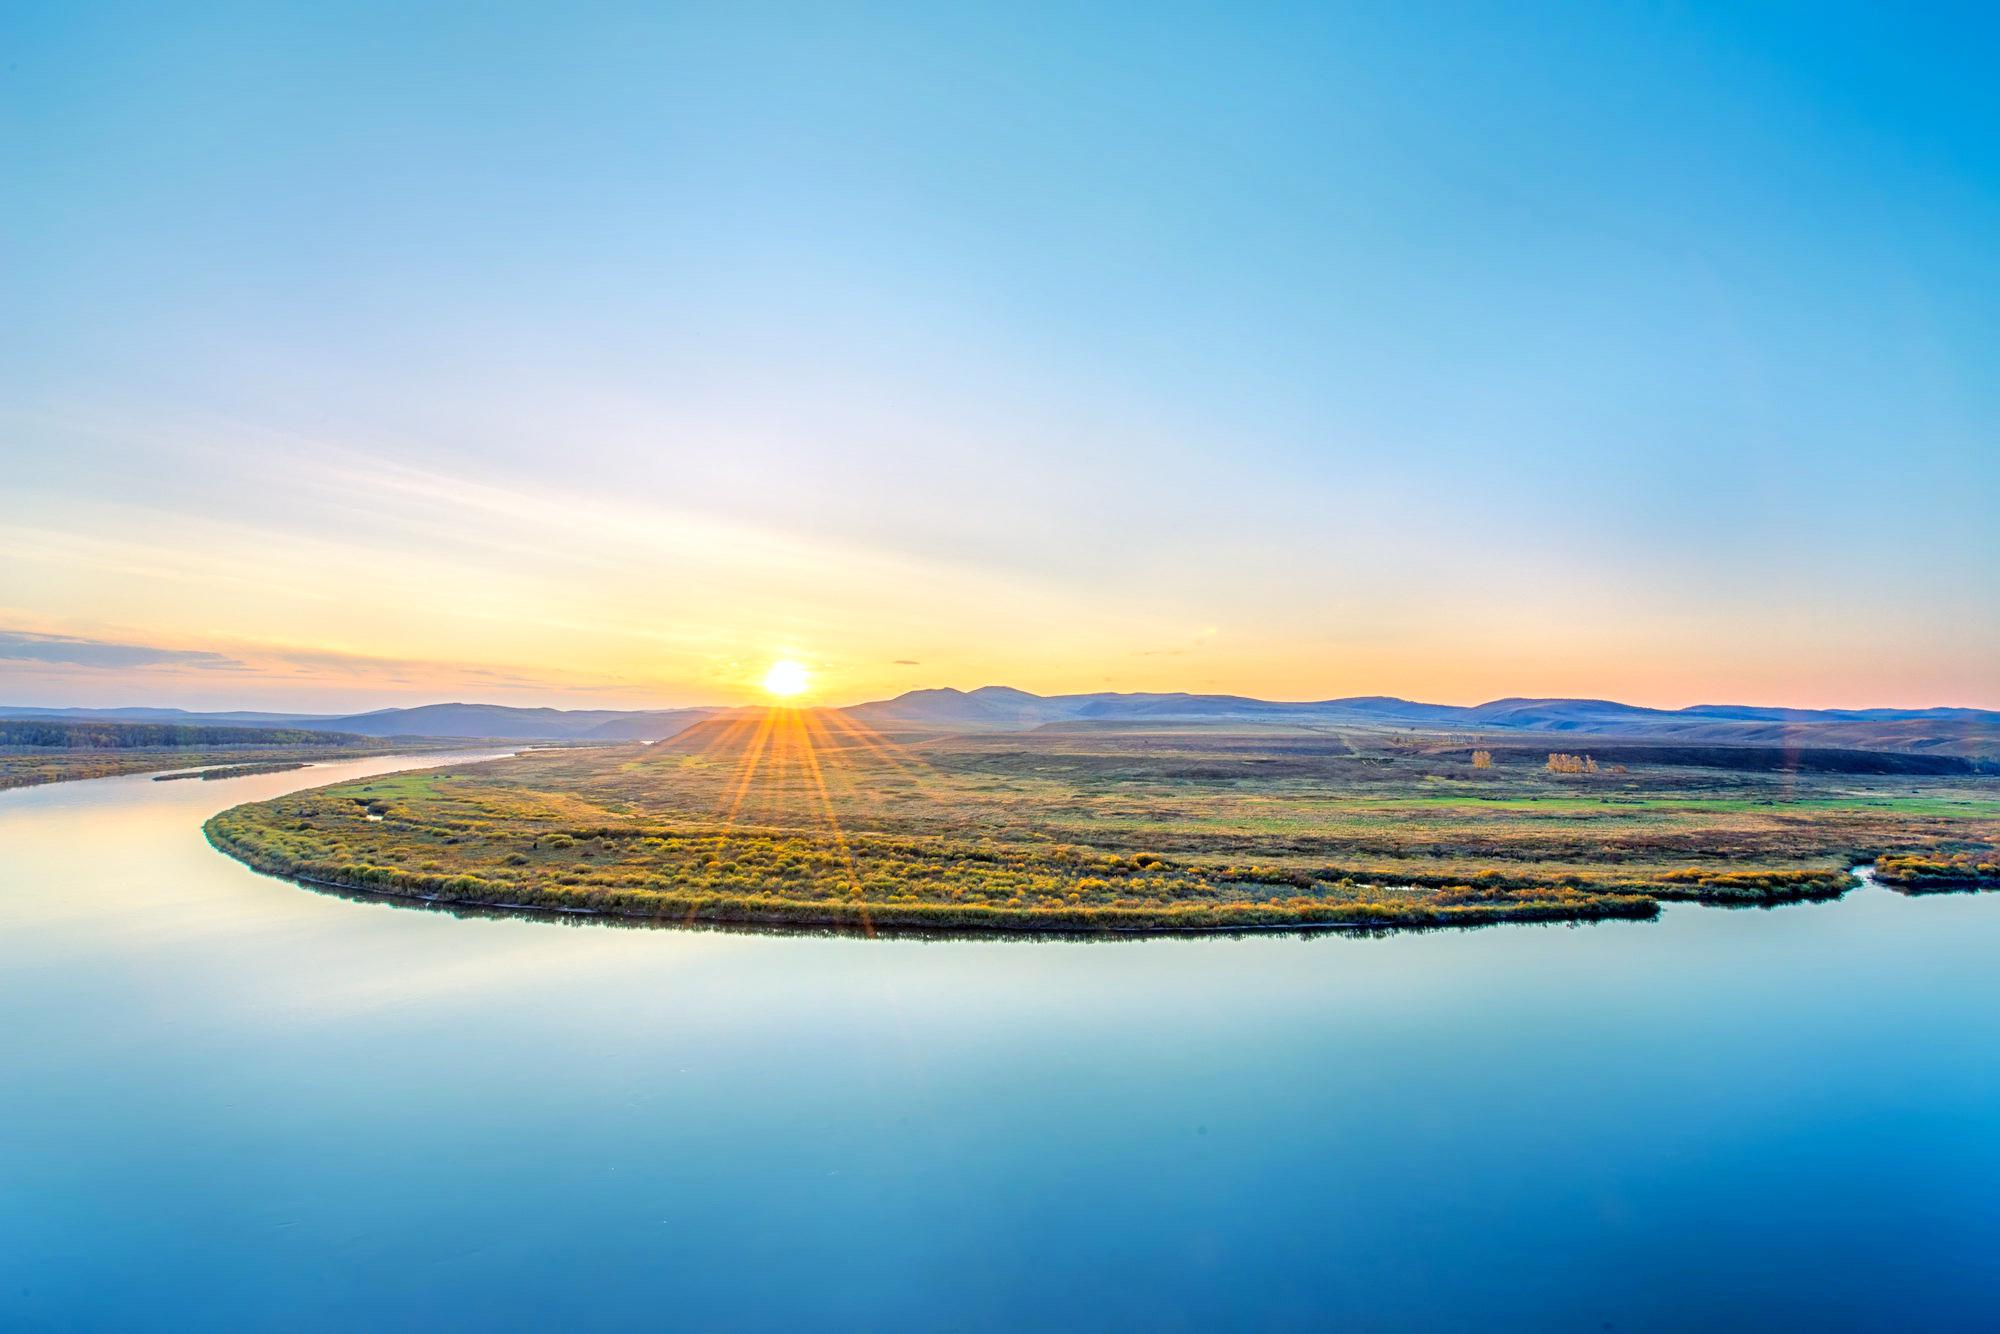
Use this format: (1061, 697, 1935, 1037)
(204, 716, 2000, 934)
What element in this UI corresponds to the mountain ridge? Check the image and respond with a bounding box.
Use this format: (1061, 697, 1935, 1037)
(3, 690, 1996, 756)
(840, 688, 2000, 758)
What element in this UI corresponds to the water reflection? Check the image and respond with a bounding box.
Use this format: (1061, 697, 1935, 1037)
(3, 755, 1998, 1331)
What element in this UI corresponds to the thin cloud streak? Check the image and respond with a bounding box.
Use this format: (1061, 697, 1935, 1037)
(0, 623, 693, 711)
(0, 629, 239, 670)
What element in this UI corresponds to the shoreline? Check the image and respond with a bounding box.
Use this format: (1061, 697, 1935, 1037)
(203, 825, 1937, 941)
(0, 742, 486, 792)
(203, 809, 1693, 938)
(187, 747, 1992, 942)
(202, 833, 1672, 940)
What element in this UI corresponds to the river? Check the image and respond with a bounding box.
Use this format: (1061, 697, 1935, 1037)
(4, 753, 1998, 1329)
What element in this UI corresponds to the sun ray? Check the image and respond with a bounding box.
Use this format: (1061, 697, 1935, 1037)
(787, 709, 869, 932)
(760, 707, 803, 826)
(800, 710, 895, 794)
(801, 713, 872, 805)
(676, 710, 760, 764)
(720, 708, 778, 823)
(694, 705, 898, 937)
(818, 708, 934, 779)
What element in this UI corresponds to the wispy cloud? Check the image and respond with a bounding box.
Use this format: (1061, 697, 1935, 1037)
(0, 629, 242, 671)
(0, 623, 705, 710)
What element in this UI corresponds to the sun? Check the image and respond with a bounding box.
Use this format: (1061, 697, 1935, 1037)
(761, 658, 811, 699)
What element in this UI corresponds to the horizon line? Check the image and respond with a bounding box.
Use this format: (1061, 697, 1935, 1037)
(4, 684, 1996, 718)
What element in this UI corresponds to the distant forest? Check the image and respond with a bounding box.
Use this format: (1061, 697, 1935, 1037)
(0, 720, 361, 750)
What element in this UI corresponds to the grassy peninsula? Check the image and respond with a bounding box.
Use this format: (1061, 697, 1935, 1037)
(203, 713, 2000, 934)
(1874, 852, 2000, 892)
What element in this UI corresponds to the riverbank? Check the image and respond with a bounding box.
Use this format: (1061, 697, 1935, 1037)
(155, 761, 310, 782)
(201, 809, 1670, 932)
(196, 718, 2000, 937)
(0, 742, 475, 792)
(1874, 852, 2000, 891)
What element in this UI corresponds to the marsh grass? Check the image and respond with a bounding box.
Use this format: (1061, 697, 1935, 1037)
(204, 718, 2000, 933)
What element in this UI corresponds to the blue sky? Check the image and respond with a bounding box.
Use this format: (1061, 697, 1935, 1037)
(4, 2, 1995, 709)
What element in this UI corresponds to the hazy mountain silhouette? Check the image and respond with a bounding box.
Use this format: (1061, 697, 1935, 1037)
(4, 689, 1996, 756)
(840, 687, 2000, 757)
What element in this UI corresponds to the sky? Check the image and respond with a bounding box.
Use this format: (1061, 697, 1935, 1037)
(5, 1, 1996, 712)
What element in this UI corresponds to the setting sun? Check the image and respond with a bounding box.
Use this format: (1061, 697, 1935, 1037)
(761, 659, 811, 699)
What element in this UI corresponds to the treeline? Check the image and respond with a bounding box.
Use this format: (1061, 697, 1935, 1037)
(0, 719, 365, 750)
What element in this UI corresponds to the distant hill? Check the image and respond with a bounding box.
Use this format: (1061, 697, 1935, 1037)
(0, 705, 328, 726)
(840, 688, 2000, 759)
(842, 686, 1081, 729)
(7, 689, 1996, 757)
(0, 702, 719, 742)
(573, 709, 720, 741)
(321, 703, 717, 741)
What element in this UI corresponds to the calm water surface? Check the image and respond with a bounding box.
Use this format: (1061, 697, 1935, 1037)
(5, 755, 1999, 1330)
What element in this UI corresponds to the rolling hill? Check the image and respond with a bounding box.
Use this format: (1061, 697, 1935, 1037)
(6, 689, 1996, 757)
(0, 702, 719, 742)
(840, 687, 2000, 758)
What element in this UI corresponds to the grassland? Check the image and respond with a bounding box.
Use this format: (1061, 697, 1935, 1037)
(1873, 851, 2000, 891)
(202, 713, 2000, 934)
